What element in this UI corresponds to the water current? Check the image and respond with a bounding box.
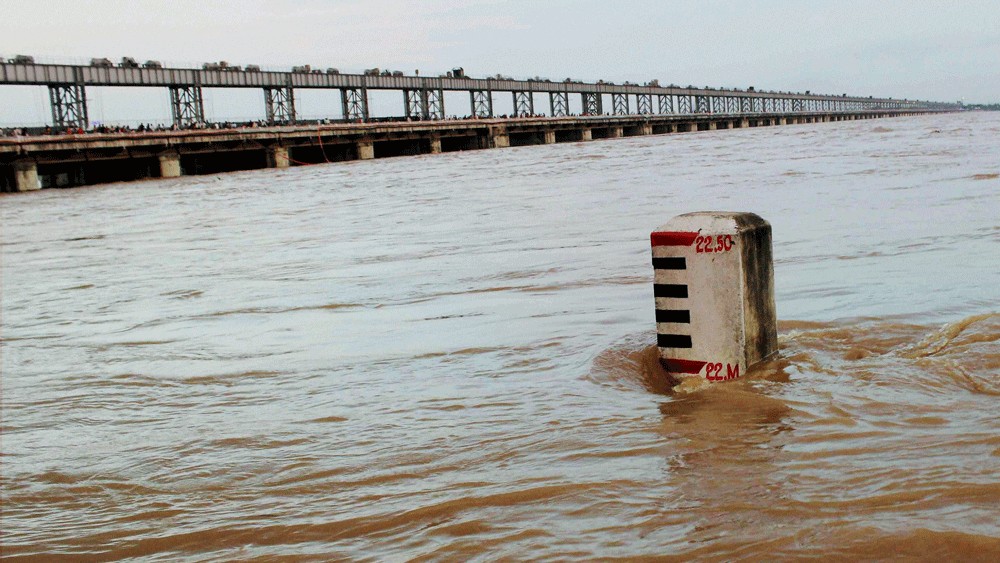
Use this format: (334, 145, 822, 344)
(2, 112, 999, 561)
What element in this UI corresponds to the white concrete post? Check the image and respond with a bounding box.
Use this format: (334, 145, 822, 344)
(14, 160, 40, 191)
(651, 212, 777, 382)
(158, 152, 181, 178)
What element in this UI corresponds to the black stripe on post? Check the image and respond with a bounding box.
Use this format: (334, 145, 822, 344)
(652, 257, 686, 270)
(655, 309, 691, 323)
(657, 334, 693, 348)
(653, 284, 688, 298)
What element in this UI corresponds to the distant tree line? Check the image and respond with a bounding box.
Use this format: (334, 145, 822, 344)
(965, 104, 1000, 111)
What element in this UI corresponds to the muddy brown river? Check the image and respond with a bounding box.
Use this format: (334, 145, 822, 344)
(2, 112, 998, 561)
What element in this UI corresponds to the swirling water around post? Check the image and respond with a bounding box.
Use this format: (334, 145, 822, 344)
(2, 112, 998, 560)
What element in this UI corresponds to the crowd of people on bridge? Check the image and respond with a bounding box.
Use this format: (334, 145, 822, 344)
(0, 112, 598, 139)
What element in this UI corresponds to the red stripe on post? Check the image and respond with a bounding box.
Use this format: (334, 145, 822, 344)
(651, 231, 699, 247)
(662, 358, 707, 375)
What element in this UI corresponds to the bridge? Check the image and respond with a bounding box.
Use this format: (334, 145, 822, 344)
(0, 59, 961, 192)
(0, 60, 956, 129)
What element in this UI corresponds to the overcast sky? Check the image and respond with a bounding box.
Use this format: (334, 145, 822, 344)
(2, 0, 997, 126)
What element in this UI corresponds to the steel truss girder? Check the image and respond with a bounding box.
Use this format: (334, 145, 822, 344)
(264, 86, 296, 125)
(470, 90, 492, 118)
(658, 94, 673, 114)
(582, 92, 602, 115)
(678, 95, 692, 114)
(405, 88, 443, 119)
(792, 98, 803, 112)
(169, 85, 205, 127)
(612, 93, 629, 115)
(512, 91, 534, 117)
(342, 88, 369, 121)
(549, 91, 569, 117)
(739, 96, 751, 113)
(695, 95, 710, 114)
(49, 84, 88, 129)
(636, 94, 652, 115)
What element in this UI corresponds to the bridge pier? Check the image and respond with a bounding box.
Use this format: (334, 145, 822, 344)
(49, 84, 89, 130)
(608, 126, 623, 138)
(158, 152, 181, 178)
(13, 160, 40, 191)
(265, 86, 296, 125)
(581, 128, 592, 141)
(543, 130, 556, 144)
(357, 140, 375, 160)
(489, 126, 510, 148)
(170, 86, 205, 127)
(267, 146, 290, 168)
(430, 136, 442, 154)
(708, 122, 718, 130)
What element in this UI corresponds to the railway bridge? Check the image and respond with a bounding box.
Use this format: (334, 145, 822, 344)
(0, 59, 960, 192)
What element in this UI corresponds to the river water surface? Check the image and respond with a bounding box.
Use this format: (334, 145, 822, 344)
(2, 112, 999, 561)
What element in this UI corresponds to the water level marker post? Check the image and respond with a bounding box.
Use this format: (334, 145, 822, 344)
(651, 212, 778, 382)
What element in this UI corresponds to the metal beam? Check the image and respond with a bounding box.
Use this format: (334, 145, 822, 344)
(658, 94, 673, 114)
(612, 93, 629, 115)
(48, 84, 88, 129)
(549, 91, 569, 117)
(264, 86, 295, 125)
(636, 94, 652, 115)
(512, 91, 533, 117)
(470, 90, 492, 118)
(169, 85, 204, 127)
(341, 87, 368, 121)
(582, 92, 602, 116)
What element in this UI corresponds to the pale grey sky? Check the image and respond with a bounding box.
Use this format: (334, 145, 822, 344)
(2, 0, 997, 126)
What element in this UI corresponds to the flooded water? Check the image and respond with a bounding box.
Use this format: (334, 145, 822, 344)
(2, 112, 999, 561)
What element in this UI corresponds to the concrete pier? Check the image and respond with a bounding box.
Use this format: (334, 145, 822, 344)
(13, 160, 39, 191)
(357, 140, 375, 160)
(158, 152, 181, 178)
(430, 136, 442, 154)
(581, 128, 593, 141)
(544, 130, 556, 144)
(267, 146, 289, 169)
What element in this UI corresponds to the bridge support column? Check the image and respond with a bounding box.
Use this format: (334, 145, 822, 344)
(639, 123, 653, 135)
(158, 152, 181, 178)
(48, 84, 89, 130)
(608, 126, 623, 138)
(581, 128, 592, 141)
(267, 146, 289, 168)
(543, 130, 556, 144)
(724, 121, 733, 129)
(708, 122, 717, 130)
(342, 88, 369, 122)
(582, 92, 602, 116)
(740, 118, 750, 128)
(170, 86, 205, 128)
(357, 140, 374, 160)
(430, 136, 442, 154)
(512, 91, 534, 117)
(549, 92, 569, 117)
(265, 86, 296, 125)
(470, 90, 493, 118)
(13, 160, 40, 191)
(490, 126, 510, 148)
